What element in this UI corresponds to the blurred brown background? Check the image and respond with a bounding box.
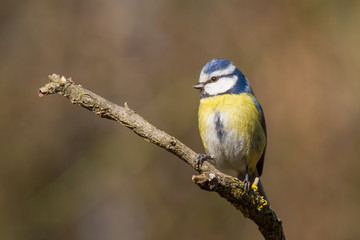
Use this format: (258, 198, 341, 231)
(1, 0, 360, 239)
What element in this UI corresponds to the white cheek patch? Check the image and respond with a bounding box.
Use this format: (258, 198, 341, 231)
(199, 64, 236, 83)
(204, 75, 237, 95)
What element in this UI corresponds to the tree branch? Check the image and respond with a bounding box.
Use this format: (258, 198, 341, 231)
(38, 74, 285, 240)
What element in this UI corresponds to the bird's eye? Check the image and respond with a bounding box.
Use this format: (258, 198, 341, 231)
(210, 76, 218, 82)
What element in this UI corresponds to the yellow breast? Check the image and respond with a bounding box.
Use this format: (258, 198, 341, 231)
(198, 93, 266, 174)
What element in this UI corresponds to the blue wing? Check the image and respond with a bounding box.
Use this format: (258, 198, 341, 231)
(253, 98, 267, 177)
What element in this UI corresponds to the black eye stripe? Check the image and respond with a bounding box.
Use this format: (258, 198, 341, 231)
(210, 76, 218, 81)
(206, 73, 234, 84)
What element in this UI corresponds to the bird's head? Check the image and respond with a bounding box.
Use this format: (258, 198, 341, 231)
(193, 58, 252, 98)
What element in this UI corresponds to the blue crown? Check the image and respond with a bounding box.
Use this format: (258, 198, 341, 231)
(202, 58, 253, 95)
(201, 58, 233, 74)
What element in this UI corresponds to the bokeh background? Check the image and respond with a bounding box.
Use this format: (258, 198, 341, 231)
(1, 0, 360, 239)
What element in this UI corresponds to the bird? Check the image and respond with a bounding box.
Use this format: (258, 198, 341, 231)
(193, 58, 268, 202)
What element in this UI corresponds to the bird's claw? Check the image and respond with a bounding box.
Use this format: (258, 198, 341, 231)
(196, 154, 211, 168)
(243, 166, 251, 192)
(244, 179, 251, 192)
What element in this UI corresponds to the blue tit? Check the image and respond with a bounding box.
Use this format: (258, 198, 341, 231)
(193, 58, 268, 201)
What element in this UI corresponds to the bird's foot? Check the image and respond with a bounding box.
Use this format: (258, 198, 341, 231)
(196, 154, 212, 168)
(244, 179, 251, 192)
(244, 166, 250, 192)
